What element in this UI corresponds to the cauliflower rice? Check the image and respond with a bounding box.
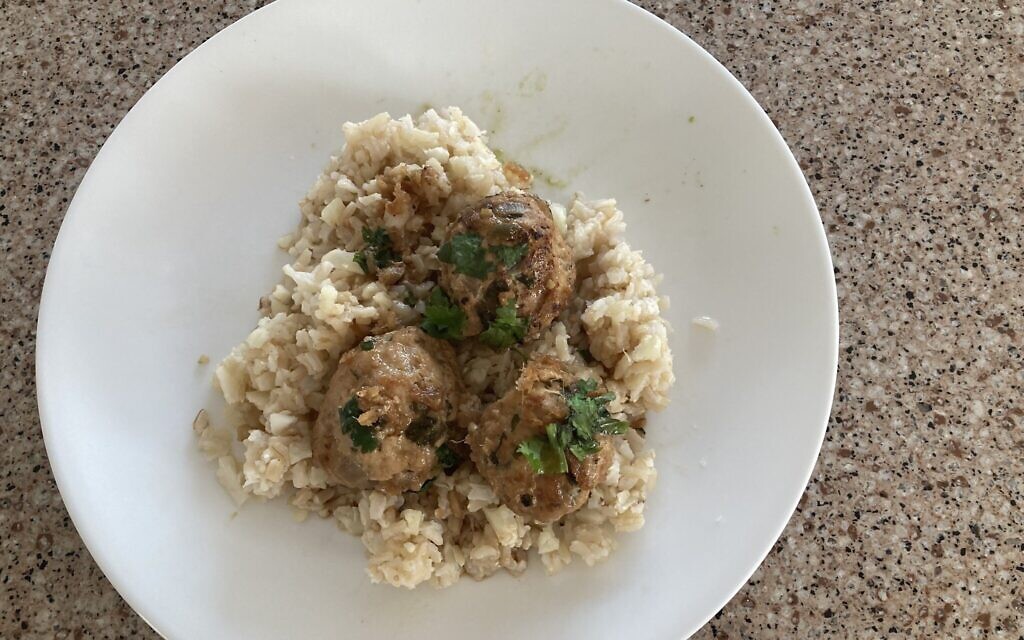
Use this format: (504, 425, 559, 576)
(193, 107, 674, 588)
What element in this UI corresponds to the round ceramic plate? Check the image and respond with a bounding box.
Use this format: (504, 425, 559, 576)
(37, 1, 838, 638)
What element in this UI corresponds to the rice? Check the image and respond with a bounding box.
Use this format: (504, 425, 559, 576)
(193, 107, 674, 588)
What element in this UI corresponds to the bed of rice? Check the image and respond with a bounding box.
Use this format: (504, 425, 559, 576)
(192, 107, 674, 588)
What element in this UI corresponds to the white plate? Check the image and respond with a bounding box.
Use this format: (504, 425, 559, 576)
(37, 1, 838, 638)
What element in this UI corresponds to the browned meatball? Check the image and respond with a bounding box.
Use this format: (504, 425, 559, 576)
(468, 356, 613, 523)
(437, 192, 575, 344)
(312, 327, 463, 494)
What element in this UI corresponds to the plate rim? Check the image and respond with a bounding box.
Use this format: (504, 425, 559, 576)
(35, 1, 840, 638)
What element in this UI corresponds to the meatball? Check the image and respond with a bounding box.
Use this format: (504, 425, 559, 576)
(468, 356, 613, 523)
(312, 327, 463, 494)
(437, 192, 575, 343)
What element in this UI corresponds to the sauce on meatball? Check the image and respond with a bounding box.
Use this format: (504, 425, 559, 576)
(437, 192, 575, 346)
(311, 327, 464, 494)
(468, 356, 616, 523)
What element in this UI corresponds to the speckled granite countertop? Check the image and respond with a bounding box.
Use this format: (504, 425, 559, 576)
(2, 1, 1022, 638)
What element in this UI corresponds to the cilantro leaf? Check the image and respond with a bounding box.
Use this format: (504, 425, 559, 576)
(574, 379, 599, 394)
(566, 381, 628, 439)
(479, 299, 527, 349)
(545, 422, 570, 470)
(420, 288, 467, 340)
(516, 379, 628, 473)
(363, 227, 397, 265)
(590, 398, 629, 435)
(516, 428, 568, 475)
(359, 339, 374, 351)
(353, 251, 369, 273)
(356, 227, 398, 273)
(492, 242, 528, 268)
(438, 233, 494, 278)
(568, 439, 602, 461)
(338, 396, 378, 453)
(517, 438, 545, 472)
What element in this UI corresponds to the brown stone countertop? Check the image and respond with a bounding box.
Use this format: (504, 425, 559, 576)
(2, 1, 1021, 637)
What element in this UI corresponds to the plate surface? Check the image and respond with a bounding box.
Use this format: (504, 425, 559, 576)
(37, 1, 838, 638)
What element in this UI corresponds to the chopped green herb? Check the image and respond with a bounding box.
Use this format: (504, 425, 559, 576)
(359, 339, 374, 351)
(516, 428, 567, 475)
(436, 443, 459, 472)
(338, 396, 378, 453)
(516, 438, 543, 471)
(355, 227, 398, 273)
(363, 227, 396, 263)
(568, 438, 602, 461)
(420, 288, 467, 340)
(570, 378, 598, 394)
(516, 379, 628, 474)
(438, 233, 494, 278)
(353, 251, 369, 273)
(546, 422, 571, 462)
(492, 242, 528, 268)
(564, 380, 629, 442)
(479, 299, 527, 349)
